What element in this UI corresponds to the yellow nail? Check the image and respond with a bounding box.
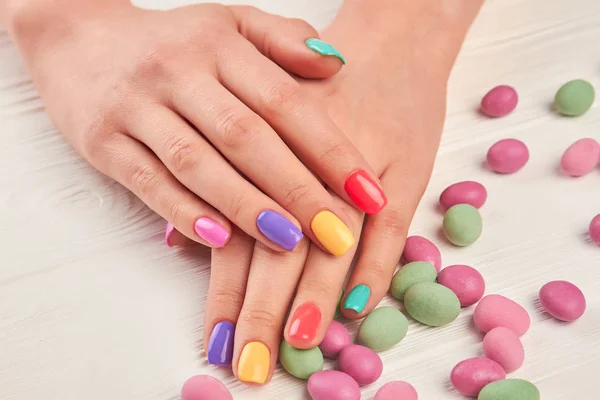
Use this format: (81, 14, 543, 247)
(311, 210, 354, 256)
(238, 342, 270, 384)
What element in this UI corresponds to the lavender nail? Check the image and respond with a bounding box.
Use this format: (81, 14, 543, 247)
(257, 210, 303, 251)
(207, 321, 235, 365)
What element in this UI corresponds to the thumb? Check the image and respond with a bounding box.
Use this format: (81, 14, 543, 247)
(229, 6, 345, 79)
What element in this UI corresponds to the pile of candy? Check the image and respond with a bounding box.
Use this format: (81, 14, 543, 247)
(180, 79, 597, 399)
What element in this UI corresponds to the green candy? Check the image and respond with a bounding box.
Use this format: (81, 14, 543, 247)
(404, 282, 460, 327)
(279, 341, 323, 379)
(478, 379, 540, 400)
(443, 204, 482, 247)
(390, 261, 437, 300)
(357, 306, 408, 352)
(554, 79, 595, 116)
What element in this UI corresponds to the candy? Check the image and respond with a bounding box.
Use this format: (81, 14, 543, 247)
(307, 370, 360, 400)
(539, 280, 586, 322)
(390, 261, 437, 300)
(554, 79, 595, 116)
(478, 379, 540, 400)
(374, 381, 418, 400)
(279, 341, 324, 379)
(451, 358, 506, 397)
(480, 85, 518, 118)
(486, 138, 529, 174)
(439, 181, 488, 211)
(338, 345, 383, 386)
(404, 282, 461, 327)
(319, 320, 351, 358)
(591, 214, 600, 245)
(560, 138, 600, 177)
(181, 375, 233, 400)
(437, 265, 485, 307)
(402, 236, 442, 272)
(443, 204, 483, 247)
(482, 327, 525, 372)
(358, 306, 408, 352)
(473, 294, 530, 336)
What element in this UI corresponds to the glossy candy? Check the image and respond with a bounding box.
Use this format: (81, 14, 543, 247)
(358, 306, 408, 352)
(474, 294, 530, 336)
(539, 280, 586, 322)
(374, 381, 419, 400)
(478, 379, 540, 400)
(443, 204, 483, 247)
(590, 214, 600, 245)
(561, 138, 600, 177)
(402, 236, 442, 272)
(279, 341, 323, 379)
(486, 139, 529, 174)
(338, 345, 383, 386)
(307, 370, 360, 400)
(404, 282, 461, 327)
(451, 358, 506, 397)
(483, 327, 525, 372)
(480, 85, 518, 118)
(390, 261, 438, 300)
(440, 181, 488, 210)
(319, 320, 351, 358)
(554, 79, 595, 116)
(181, 375, 233, 400)
(437, 265, 485, 307)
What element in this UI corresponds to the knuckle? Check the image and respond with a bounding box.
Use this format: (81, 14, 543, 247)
(298, 278, 335, 299)
(281, 182, 311, 210)
(227, 192, 249, 221)
(239, 308, 280, 330)
(211, 286, 245, 311)
(364, 258, 389, 279)
(258, 81, 303, 116)
(216, 110, 260, 150)
(167, 197, 188, 227)
(318, 141, 351, 167)
(375, 206, 408, 238)
(131, 162, 161, 199)
(134, 44, 178, 81)
(164, 136, 200, 174)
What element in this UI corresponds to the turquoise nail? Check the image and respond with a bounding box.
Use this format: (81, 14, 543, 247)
(305, 38, 346, 64)
(344, 284, 370, 313)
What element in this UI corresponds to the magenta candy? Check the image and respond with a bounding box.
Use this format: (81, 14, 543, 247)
(307, 370, 360, 400)
(483, 327, 525, 372)
(473, 294, 531, 336)
(481, 85, 519, 118)
(486, 139, 529, 174)
(181, 375, 233, 400)
(439, 181, 487, 211)
(539, 280, 586, 322)
(450, 357, 506, 397)
(402, 236, 442, 272)
(437, 265, 485, 307)
(319, 321, 351, 358)
(375, 381, 418, 400)
(591, 214, 600, 245)
(561, 138, 600, 177)
(338, 345, 383, 386)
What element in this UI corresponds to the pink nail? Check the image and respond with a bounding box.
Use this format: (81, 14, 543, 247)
(194, 217, 230, 247)
(165, 222, 176, 247)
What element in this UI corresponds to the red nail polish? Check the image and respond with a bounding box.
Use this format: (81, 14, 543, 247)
(344, 170, 388, 215)
(288, 303, 321, 343)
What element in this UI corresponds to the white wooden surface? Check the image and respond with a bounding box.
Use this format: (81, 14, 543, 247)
(1, 0, 599, 399)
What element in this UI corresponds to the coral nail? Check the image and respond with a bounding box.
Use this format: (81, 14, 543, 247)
(344, 170, 387, 215)
(288, 303, 321, 343)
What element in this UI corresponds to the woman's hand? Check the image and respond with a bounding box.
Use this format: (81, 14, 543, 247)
(3, 0, 387, 255)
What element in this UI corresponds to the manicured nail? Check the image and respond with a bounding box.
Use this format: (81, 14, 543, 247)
(238, 342, 270, 384)
(257, 210, 303, 251)
(305, 38, 346, 64)
(207, 321, 235, 366)
(344, 284, 371, 313)
(288, 303, 321, 343)
(165, 222, 175, 247)
(344, 170, 388, 215)
(311, 210, 354, 256)
(194, 217, 230, 247)
(165, 222, 188, 247)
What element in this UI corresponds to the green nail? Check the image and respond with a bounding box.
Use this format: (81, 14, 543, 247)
(305, 38, 346, 64)
(343, 284, 370, 313)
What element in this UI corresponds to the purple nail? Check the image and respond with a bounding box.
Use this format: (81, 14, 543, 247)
(256, 210, 303, 251)
(207, 321, 235, 366)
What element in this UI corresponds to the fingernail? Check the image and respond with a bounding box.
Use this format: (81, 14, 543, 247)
(207, 321, 235, 366)
(344, 284, 371, 313)
(165, 222, 188, 247)
(165, 222, 176, 247)
(311, 211, 354, 256)
(238, 342, 270, 384)
(344, 170, 388, 215)
(194, 217, 230, 247)
(305, 38, 346, 64)
(257, 210, 303, 251)
(288, 303, 321, 343)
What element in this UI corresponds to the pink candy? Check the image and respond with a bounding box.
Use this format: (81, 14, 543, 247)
(439, 181, 487, 211)
(481, 85, 519, 118)
(560, 138, 600, 177)
(338, 345, 383, 386)
(181, 375, 232, 400)
(307, 370, 360, 400)
(375, 381, 418, 400)
(474, 294, 531, 336)
(486, 139, 529, 174)
(437, 265, 485, 307)
(402, 236, 442, 272)
(319, 320, 351, 358)
(539, 280, 586, 322)
(590, 214, 600, 245)
(450, 357, 506, 397)
(483, 327, 525, 372)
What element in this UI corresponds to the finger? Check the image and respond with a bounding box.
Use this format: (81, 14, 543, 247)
(229, 5, 345, 79)
(171, 76, 355, 257)
(216, 40, 388, 216)
(125, 104, 304, 253)
(89, 132, 232, 248)
(165, 221, 193, 247)
(203, 227, 254, 366)
(342, 161, 430, 318)
(232, 239, 310, 384)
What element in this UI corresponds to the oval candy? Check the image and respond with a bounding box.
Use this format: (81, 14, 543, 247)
(539, 280, 586, 322)
(451, 357, 506, 397)
(483, 327, 524, 372)
(473, 294, 531, 336)
(358, 306, 408, 352)
(338, 345, 383, 386)
(404, 282, 461, 327)
(279, 341, 324, 379)
(307, 370, 360, 400)
(181, 375, 233, 400)
(390, 261, 438, 300)
(480, 85, 518, 118)
(402, 236, 442, 272)
(319, 320, 351, 358)
(443, 204, 483, 247)
(478, 379, 540, 400)
(437, 265, 485, 307)
(554, 79, 595, 117)
(486, 138, 529, 174)
(589, 214, 600, 245)
(561, 138, 600, 177)
(440, 181, 488, 210)
(375, 381, 418, 400)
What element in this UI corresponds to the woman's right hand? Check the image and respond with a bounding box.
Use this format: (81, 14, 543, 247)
(4, 0, 387, 255)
